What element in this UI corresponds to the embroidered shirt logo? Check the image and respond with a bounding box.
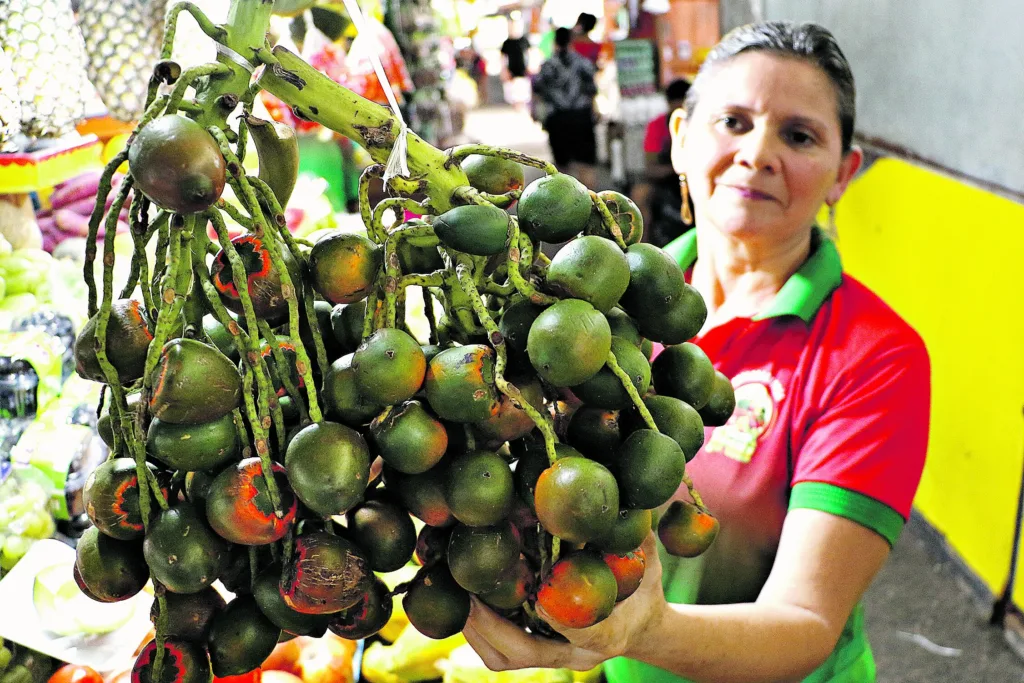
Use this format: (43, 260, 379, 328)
(705, 370, 785, 463)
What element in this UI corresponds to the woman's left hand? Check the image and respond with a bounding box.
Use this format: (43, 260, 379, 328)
(463, 533, 668, 672)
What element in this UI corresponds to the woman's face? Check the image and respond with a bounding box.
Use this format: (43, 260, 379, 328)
(670, 51, 861, 245)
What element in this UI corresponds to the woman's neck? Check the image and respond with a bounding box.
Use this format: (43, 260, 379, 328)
(690, 227, 812, 330)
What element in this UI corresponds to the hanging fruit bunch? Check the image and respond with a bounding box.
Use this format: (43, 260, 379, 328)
(72, 1, 737, 681)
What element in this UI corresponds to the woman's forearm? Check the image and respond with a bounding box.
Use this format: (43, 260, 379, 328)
(626, 600, 838, 683)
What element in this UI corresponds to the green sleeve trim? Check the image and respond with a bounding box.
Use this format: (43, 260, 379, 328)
(789, 482, 905, 547)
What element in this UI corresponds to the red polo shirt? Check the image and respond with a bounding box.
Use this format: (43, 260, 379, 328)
(605, 229, 931, 683)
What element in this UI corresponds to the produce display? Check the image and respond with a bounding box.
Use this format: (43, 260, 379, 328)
(67, 1, 737, 681)
(0, 470, 56, 575)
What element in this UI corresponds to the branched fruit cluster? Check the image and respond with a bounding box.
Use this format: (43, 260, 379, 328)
(72, 2, 737, 681)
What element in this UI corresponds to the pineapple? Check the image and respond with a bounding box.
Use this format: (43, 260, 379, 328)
(76, 0, 167, 122)
(0, 0, 92, 139)
(0, 50, 22, 152)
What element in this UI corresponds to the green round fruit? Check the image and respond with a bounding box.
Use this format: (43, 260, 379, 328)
(585, 190, 643, 245)
(527, 299, 611, 387)
(329, 301, 366, 354)
(572, 336, 650, 409)
(433, 203, 511, 256)
(498, 299, 545, 355)
(327, 576, 394, 641)
(415, 524, 453, 566)
(253, 565, 331, 637)
(74, 299, 153, 383)
(352, 328, 426, 406)
(131, 638, 211, 683)
(370, 400, 448, 474)
(185, 471, 215, 506)
(534, 456, 619, 544)
(75, 526, 148, 602)
(424, 345, 501, 423)
(143, 503, 229, 594)
(308, 231, 380, 304)
(385, 463, 457, 527)
(211, 234, 298, 325)
(206, 458, 298, 545)
(148, 338, 241, 425)
(699, 370, 736, 427)
(605, 308, 643, 347)
(207, 595, 281, 677)
(150, 587, 225, 642)
(592, 508, 652, 555)
(147, 413, 238, 472)
(641, 338, 654, 360)
(202, 314, 238, 362)
(323, 353, 385, 426)
(345, 499, 417, 572)
(280, 532, 372, 614)
(477, 555, 534, 610)
(473, 375, 544, 444)
(634, 282, 707, 344)
(518, 173, 593, 243)
(129, 115, 225, 214)
(615, 430, 686, 509)
(652, 342, 715, 410)
(403, 564, 470, 639)
(618, 243, 686, 316)
(658, 499, 720, 558)
(622, 394, 705, 462)
(84, 458, 156, 540)
(565, 407, 621, 465)
(285, 421, 371, 517)
(444, 450, 514, 527)
(461, 154, 525, 195)
(446, 521, 520, 594)
(545, 236, 630, 313)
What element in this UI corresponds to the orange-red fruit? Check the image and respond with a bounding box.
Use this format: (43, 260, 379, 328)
(536, 551, 617, 629)
(602, 548, 646, 602)
(657, 500, 720, 558)
(205, 459, 297, 546)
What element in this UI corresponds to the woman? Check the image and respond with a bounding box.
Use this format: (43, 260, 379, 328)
(463, 22, 931, 683)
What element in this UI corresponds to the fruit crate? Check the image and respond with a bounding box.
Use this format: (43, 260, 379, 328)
(0, 136, 103, 194)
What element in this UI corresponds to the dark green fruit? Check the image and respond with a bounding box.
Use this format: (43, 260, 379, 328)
(592, 508, 652, 555)
(211, 234, 299, 325)
(308, 231, 380, 304)
(477, 555, 534, 610)
(444, 450, 514, 527)
(327, 576, 394, 640)
(652, 342, 715, 410)
(345, 499, 417, 572)
(147, 413, 238, 472)
(622, 394, 705, 462)
(384, 464, 456, 527)
(699, 370, 736, 427)
(129, 114, 225, 213)
(370, 400, 448, 474)
(74, 299, 153, 383)
(518, 173, 592, 243)
(84, 458, 157, 540)
(143, 503, 228, 594)
(150, 588, 226, 642)
(403, 564, 470, 639)
(605, 308, 643, 347)
(414, 524, 453, 566)
(203, 313, 238, 362)
(285, 421, 371, 517)
(207, 595, 281, 677)
(534, 456, 619, 544)
(511, 438, 556, 513)
(447, 521, 520, 594)
(75, 526, 148, 602)
(527, 299, 611, 386)
(618, 243, 686, 316)
(352, 328, 426, 405)
(545, 235, 630, 313)
(280, 531, 372, 614)
(148, 338, 241, 425)
(585, 190, 643, 245)
(615, 430, 686, 509)
(329, 301, 365, 354)
(461, 154, 525, 195)
(634, 282, 707, 344)
(572, 336, 650, 409)
(565, 407, 621, 465)
(498, 299, 545, 355)
(433, 203, 511, 256)
(131, 638, 211, 683)
(658, 500, 720, 558)
(253, 565, 331, 637)
(424, 345, 501, 423)
(206, 459, 297, 545)
(260, 338, 305, 398)
(185, 470, 215, 506)
(323, 353, 384, 426)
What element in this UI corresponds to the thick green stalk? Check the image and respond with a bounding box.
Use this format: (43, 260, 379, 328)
(589, 191, 628, 249)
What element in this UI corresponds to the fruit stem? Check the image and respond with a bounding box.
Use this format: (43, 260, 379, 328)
(118, 195, 148, 302)
(446, 144, 558, 176)
(165, 63, 232, 115)
(606, 350, 658, 431)
(359, 165, 386, 243)
(258, 320, 311, 424)
(141, 219, 194, 400)
(682, 473, 708, 512)
(232, 408, 252, 459)
(84, 150, 129, 317)
(152, 586, 170, 680)
(373, 198, 430, 236)
(423, 288, 439, 344)
(506, 223, 558, 306)
(162, 3, 225, 60)
(151, 216, 171, 306)
(216, 198, 255, 230)
(589, 191, 628, 250)
(258, 46, 471, 213)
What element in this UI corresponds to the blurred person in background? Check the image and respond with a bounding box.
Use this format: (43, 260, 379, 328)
(572, 12, 602, 66)
(501, 19, 531, 113)
(534, 27, 599, 188)
(636, 78, 693, 247)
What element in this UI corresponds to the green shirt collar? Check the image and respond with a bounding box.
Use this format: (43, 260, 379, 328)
(663, 227, 843, 323)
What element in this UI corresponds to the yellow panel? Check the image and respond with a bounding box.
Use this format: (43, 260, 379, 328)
(832, 158, 1024, 599)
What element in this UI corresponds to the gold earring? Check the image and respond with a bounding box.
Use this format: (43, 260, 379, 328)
(679, 174, 693, 225)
